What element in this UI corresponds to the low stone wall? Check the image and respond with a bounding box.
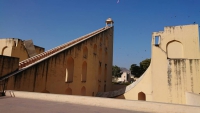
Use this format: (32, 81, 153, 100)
(5, 90, 200, 113)
(186, 92, 200, 106)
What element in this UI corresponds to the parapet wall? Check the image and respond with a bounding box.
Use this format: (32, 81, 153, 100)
(186, 92, 200, 106)
(5, 90, 200, 113)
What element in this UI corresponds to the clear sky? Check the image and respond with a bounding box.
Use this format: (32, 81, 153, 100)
(1, 0, 200, 69)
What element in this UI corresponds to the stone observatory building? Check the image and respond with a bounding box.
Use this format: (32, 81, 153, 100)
(97, 24, 200, 106)
(0, 18, 114, 96)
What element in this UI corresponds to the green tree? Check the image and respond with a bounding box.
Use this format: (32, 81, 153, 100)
(130, 64, 142, 78)
(130, 58, 151, 78)
(112, 65, 121, 77)
(140, 58, 151, 72)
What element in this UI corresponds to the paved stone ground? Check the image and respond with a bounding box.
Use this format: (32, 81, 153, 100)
(0, 97, 148, 113)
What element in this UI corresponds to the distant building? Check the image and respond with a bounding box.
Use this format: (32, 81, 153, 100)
(113, 68, 134, 83)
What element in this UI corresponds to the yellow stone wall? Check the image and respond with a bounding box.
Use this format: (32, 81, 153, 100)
(5, 27, 113, 96)
(0, 55, 19, 78)
(0, 38, 44, 61)
(116, 24, 200, 105)
(0, 55, 19, 91)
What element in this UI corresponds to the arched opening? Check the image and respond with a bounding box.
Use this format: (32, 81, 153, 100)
(81, 86, 86, 96)
(83, 46, 88, 59)
(81, 61, 87, 82)
(66, 87, 72, 95)
(99, 48, 102, 61)
(167, 41, 183, 58)
(1, 46, 7, 55)
(138, 92, 146, 101)
(66, 56, 74, 82)
(93, 44, 97, 55)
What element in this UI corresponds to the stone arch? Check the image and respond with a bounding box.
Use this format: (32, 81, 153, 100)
(81, 61, 87, 82)
(81, 86, 86, 96)
(1, 46, 7, 55)
(66, 87, 72, 95)
(167, 40, 183, 58)
(138, 92, 146, 101)
(93, 44, 97, 55)
(83, 46, 88, 59)
(66, 56, 74, 82)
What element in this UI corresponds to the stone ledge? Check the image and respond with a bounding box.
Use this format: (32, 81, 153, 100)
(5, 90, 200, 113)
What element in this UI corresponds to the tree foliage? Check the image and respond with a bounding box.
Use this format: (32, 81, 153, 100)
(112, 65, 121, 77)
(140, 58, 151, 72)
(130, 58, 151, 78)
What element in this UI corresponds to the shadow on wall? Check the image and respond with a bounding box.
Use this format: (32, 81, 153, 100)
(115, 94, 125, 99)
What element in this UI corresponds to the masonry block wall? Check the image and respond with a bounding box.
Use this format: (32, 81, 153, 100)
(5, 27, 113, 96)
(0, 55, 19, 91)
(97, 24, 200, 106)
(0, 55, 19, 78)
(0, 38, 44, 61)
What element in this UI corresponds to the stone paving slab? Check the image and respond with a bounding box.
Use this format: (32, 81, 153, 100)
(0, 97, 147, 113)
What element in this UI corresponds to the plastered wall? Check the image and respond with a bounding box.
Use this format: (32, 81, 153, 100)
(0, 55, 19, 77)
(5, 27, 113, 96)
(186, 92, 200, 106)
(0, 38, 44, 61)
(0, 55, 19, 91)
(114, 24, 200, 105)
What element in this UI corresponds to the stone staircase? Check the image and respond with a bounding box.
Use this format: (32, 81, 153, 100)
(0, 26, 112, 81)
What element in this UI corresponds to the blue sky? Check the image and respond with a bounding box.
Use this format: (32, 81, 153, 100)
(1, 0, 200, 69)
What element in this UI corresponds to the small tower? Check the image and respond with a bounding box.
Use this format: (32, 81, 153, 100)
(105, 18, 114, 27)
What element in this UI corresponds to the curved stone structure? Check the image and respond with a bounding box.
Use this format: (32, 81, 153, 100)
(97, 24, 200, 106)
